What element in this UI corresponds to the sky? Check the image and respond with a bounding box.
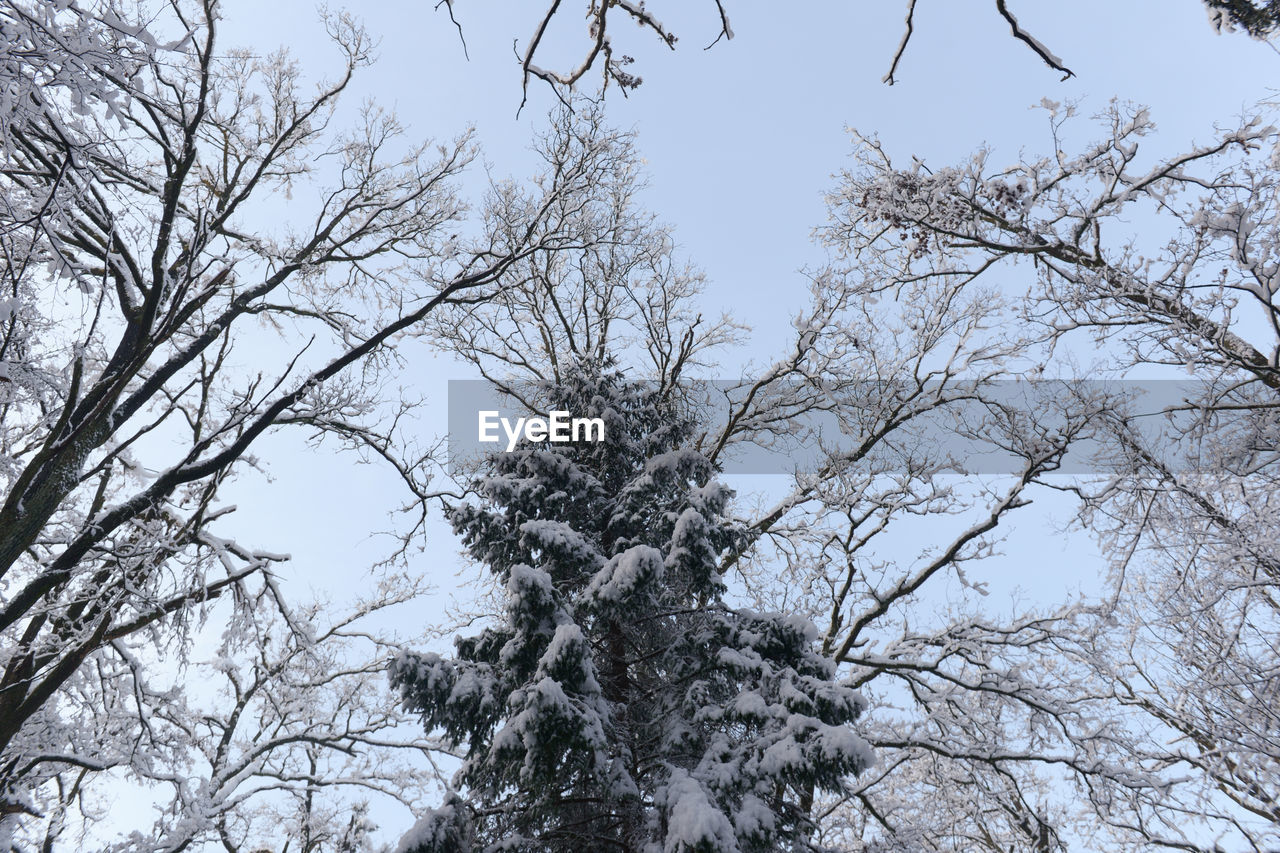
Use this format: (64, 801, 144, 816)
(206, 0, 1280, 606)
(215, 1, 1278, 361)
(170, 0, 1280, 844)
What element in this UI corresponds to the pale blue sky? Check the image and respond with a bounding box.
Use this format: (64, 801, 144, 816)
(222, 0, 1278, 356)
(210, 0, 1279, 590)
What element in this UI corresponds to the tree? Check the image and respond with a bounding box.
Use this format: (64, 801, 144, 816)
(0, 0, 662, 844)
(392, 365, 873, 852)
(95, 575, 438, 853)
(422, 102, 741, 397)
(824, 98, 1280, 849)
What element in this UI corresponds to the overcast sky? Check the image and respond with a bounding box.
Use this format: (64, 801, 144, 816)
(218, 1, 1276, 351)
(201, 0, 1280, 630)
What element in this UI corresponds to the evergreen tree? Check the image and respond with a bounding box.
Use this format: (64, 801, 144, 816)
(392, 366, 872, 852)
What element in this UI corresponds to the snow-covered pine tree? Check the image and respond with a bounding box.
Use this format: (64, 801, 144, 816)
(392, 365, 872, 853)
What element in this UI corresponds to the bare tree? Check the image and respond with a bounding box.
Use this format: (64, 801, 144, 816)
(705, 270, 1131, 853)
(0, 0, 660, 845)
(824, 98, 1280, 849)
(53, 575, 437, 853)
(425, 102, 741, 398)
